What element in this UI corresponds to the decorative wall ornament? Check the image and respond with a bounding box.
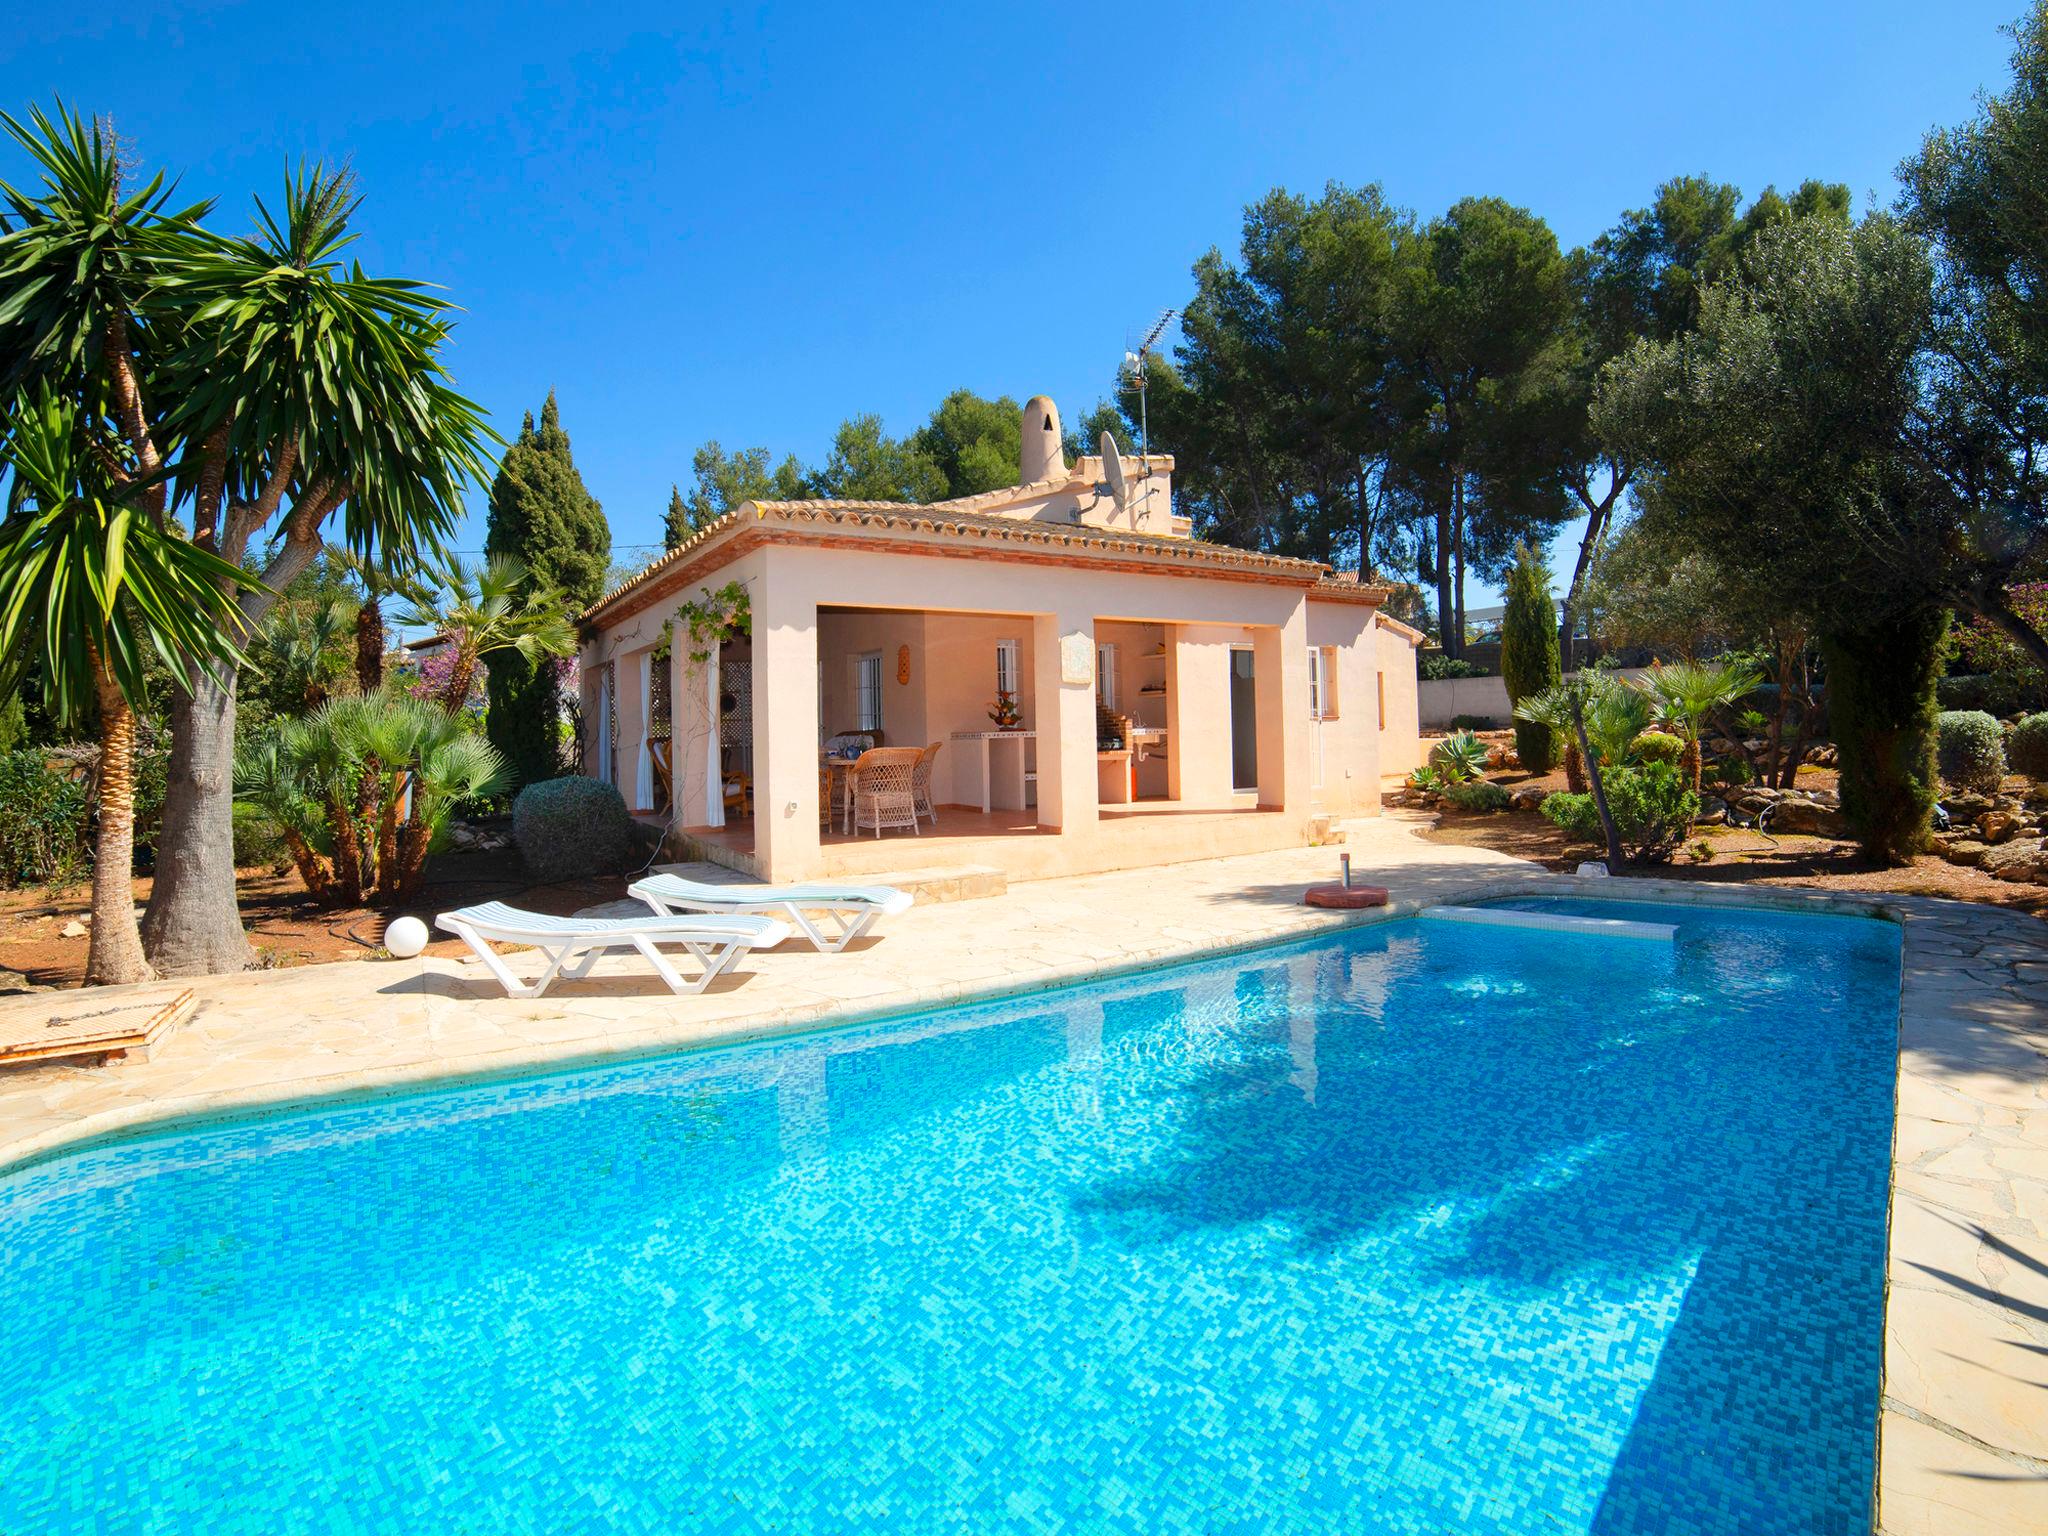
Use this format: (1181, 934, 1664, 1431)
(1060, 633, 1095, 687)
(896, 645, 911, 685)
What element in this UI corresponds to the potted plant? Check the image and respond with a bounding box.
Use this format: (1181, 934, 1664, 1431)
(987, 690, 1022, 730)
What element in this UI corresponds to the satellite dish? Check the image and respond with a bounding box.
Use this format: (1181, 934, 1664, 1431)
(1100, 431, 1130, 520)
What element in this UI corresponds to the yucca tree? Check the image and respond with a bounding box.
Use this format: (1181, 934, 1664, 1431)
(0, 104, 497, 975)
(0, 388, 253, 982)
(1632, 658, 1764, 794)
(396, 554, 575, 717)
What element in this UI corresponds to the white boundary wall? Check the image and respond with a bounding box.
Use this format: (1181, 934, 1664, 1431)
(1419, 668, 1652, 730)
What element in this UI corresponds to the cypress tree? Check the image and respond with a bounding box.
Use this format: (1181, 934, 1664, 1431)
(1500, 544, 1562, 772)
(663, 485, 690, 550)
(484, 392, 611, 789)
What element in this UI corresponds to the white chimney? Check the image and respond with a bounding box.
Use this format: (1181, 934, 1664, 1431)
(1019, 395, 1065, 484)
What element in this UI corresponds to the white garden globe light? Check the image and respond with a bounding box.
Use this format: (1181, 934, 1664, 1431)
(384, 916, 429, 959)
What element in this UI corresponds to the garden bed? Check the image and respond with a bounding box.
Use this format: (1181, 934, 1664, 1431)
(0, 846, 640, 990)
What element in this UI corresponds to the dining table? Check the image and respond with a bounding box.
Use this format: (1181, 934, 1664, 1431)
(820, 754, 861, 834)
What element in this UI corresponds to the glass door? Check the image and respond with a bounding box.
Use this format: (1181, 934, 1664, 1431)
(1229, 648, 1258, 791)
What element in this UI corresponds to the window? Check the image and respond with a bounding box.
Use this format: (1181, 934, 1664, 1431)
(1308, 647, 1339, 720)
(1096, 642, 1118, 710)
(853, 652, 883, 733)
(994, 639, 1020, 702)
(1377, 669, 1387, 731)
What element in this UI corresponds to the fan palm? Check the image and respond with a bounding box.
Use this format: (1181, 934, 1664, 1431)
(1509, 687, 1586, 792)
(396, 555, 576, 717)
(0, 388, 254, 981)
(1632, 658, 1764, 793)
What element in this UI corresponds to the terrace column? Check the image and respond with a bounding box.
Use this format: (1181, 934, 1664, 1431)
(1254, 597, 1311, 812)
(1163, 624, 1189, 802)
(751, 576, 821, 880)
(668, 627, 719, 828)
(577, 641, 604, 778)
(1032, 607, 1098, 833)
(614, 646, 651, 811)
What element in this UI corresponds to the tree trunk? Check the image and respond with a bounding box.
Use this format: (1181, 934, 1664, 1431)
(138, 672, 253, 975)
(86, 665, 157, 986)
(1974, 590, 2048, 673)
(280, 828, 334, 902)
(1559, 485, 1619, 668)
(356, 591, 384, 694)
(1562, 738, 1587, 795)
(1450, 472, 1467, 660)
(1432, 496, 1454, 657)
(1680, 736, 1702, 798)
(396, 819, 432, 900)
(1573, 705, 1626, 869)
(441, 652, 479, 717)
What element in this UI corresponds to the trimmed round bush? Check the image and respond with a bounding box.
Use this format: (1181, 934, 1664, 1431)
(513, 774, 634, 882)
(1628, 730, 1684, 767)
(1935, 709, 2006, 794)
(2011, 712, 2048, 779)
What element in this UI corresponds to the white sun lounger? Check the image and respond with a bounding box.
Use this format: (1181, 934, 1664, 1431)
(435, 901, 790, 999)
(628, 873, 913, 954)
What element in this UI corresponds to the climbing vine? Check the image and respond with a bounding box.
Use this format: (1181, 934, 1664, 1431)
(655, 580, 753, 665)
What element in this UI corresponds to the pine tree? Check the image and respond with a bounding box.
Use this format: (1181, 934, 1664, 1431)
(483, 393, 611, 788)
(1500, 544, 1562, 772)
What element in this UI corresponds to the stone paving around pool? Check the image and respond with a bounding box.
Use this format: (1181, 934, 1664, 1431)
(0, 813, 2043, 1536)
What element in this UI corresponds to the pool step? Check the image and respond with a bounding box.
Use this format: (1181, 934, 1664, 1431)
(1421, 906, 1677, 942)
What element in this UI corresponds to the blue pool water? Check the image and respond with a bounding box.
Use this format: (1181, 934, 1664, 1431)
(0, 899, 1900, 1535)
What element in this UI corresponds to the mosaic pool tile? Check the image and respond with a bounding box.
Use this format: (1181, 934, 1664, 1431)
(0, 900, 1899, 1534)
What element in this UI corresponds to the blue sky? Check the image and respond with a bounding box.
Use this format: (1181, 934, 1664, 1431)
(7, 1, 2022, 603)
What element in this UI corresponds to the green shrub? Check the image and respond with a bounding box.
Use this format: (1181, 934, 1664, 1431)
(2011, 712, 2048, 778)
(1443, 780, 1510, 813)
(1448, 713, 1497, 731)
(231, 800, 291, 871)
(1421, 655, 1484, 681)
(1540, 762, 1699, 862)
(512, 774, 633, 882)
(1629, 730, 1684, 767)
(1935, 709, 2006, 794)
(0, 751, 88, 885)
(1704, 756, 1752, 789)
(1429, 730, 1491, 782)
(1938, 671, 2048, 717)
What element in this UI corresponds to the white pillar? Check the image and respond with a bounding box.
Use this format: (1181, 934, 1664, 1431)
(669, 628, 718, 828)
(1032, 608, 1098, 833)
(1255, 598, 1310, 811)
(751, 577, 820, 879)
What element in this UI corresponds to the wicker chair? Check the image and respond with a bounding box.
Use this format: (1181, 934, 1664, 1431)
(911, 741, 942, 825)
(850, 747, 922, 837)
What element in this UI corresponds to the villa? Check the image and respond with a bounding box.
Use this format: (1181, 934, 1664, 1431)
(577, 396, 1425, 883)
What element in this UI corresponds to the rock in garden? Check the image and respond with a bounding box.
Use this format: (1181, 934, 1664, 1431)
(1696, 798, 1728, 826)
(1943, 791, 1994, 821)
(1509, 785, 1549, 812)
(1975, 811, 2023, 845)
(59, 919, 88, 939)
(1981, 837, 2048, 883)
(0, 968, 35, 994)
(1943, 840, 1990, 867)
(1768, 798, 1849, 837)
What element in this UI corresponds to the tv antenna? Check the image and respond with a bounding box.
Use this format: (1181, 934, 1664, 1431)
(1120, 308, 1177, 460)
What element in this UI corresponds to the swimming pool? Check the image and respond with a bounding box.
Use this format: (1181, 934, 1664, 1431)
(0, 897, 1901, 1535)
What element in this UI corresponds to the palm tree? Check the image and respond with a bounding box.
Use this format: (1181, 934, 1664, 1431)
(1515, 677, 1625, 867)
(1510, 688, 1587, 792)
(255, 592, 356, 711)
(1632, 658, 1764, 794)
(0, 103, 496, 975)
(236, 692, 504, 906)
(0, 389, 253, 982)
(396, 555, 576, 717)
